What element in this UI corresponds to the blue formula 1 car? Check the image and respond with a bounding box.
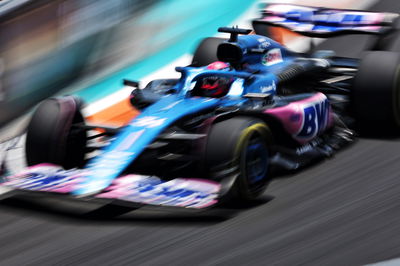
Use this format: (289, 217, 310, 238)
(3, 4, 400, 209)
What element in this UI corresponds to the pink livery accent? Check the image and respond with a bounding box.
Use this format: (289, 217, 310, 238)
(206, 61, 230, 70)
(265, 4, 387, 26)
(3, 164, 220, 209)
(266, 93, 334, 144)
(3, 164, 85, 193)
(96, 175, 220, 209)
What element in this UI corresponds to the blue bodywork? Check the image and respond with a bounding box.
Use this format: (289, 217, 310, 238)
(4, 3, 397, 210)
(74, 34, 296, 196)
(73, 6, 383, 195)
(75, 96, 220, 195)
(7, 3, 390, 208)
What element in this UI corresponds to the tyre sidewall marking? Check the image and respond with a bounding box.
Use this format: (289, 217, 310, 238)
(233, 123, 271, 192)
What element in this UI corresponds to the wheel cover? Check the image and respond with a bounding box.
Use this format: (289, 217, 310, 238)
(244, 133, 269, 185)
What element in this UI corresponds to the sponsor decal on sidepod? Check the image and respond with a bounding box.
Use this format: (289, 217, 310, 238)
(262, 48, 283, 66)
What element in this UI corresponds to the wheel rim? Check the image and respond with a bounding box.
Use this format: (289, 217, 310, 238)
(244, 133, 269, 185)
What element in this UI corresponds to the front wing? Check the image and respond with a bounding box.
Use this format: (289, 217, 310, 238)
(2, 164, 220, 209)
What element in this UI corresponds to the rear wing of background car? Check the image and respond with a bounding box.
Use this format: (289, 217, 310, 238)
(252, 4, 399, 38)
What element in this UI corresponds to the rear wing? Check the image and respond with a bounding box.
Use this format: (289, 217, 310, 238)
(252, 4, 399, 38)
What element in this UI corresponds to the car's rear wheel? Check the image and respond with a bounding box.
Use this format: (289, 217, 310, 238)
(204, 117, 273, 202)
(191, 37, 226, 67)
(352, 51, 400, 132)
(25, 96, 87, 169)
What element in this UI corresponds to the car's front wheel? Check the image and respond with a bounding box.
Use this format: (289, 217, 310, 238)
(25, 96, 87, 169)
(204, 117, 273, 202)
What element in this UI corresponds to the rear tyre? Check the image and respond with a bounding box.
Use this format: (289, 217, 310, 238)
(25, 96, 87, 169)
(352, 51, 400, 132)
(205, 117, 273, 202)
(191, 37, 225, 67)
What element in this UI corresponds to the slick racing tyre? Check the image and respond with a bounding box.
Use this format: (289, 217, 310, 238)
(205, 117, 273, 202)
(191, 37, 225, 67)
(25, 96, 87, 169)
(352, 51, 400, 132)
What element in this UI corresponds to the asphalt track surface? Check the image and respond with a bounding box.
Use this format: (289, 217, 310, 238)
(1, 0, 400, 265)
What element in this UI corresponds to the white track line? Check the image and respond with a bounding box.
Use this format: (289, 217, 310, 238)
(366, 258, 400, 266)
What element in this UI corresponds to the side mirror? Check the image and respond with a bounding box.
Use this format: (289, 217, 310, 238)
(129, 88, 162, 110)
(123, 79, 140, 89)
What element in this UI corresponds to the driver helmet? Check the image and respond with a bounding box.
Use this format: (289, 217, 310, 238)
(195, 61, 233, 98)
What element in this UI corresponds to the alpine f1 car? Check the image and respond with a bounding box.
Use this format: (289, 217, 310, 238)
(3, 4, 400, 210)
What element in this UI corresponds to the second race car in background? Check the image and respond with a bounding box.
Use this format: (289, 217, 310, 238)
(3, 4, 400, 210)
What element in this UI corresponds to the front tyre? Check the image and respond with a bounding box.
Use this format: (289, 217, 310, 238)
(205, 117, 273, 202)
(25, 96, 87, 169)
